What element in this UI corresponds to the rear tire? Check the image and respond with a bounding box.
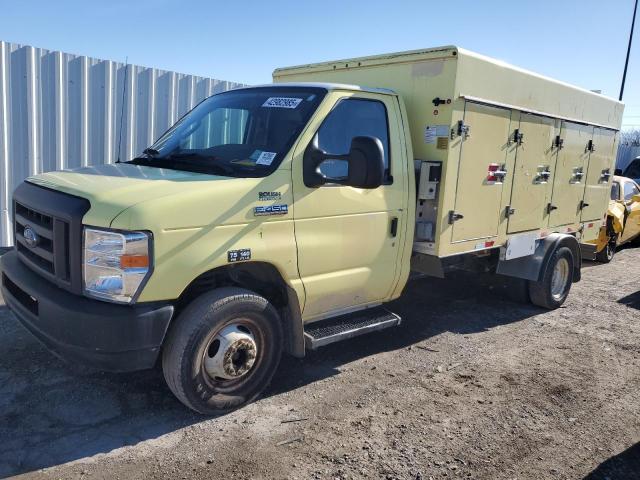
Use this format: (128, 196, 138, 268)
(162, 287, 283, 415)
(528, 246, 574, 309)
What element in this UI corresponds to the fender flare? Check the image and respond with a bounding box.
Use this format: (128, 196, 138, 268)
(496, 233, 581, 283)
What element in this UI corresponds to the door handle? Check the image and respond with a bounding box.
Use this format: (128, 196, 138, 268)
(390, 217, 398, 237)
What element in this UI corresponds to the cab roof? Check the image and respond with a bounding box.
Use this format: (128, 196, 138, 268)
(234, 82, 398, 97)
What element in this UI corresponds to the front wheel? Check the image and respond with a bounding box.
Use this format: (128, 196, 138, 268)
(162, 287, 283, 415)
(528, 246, 574, 309)
(595, 235, 617, 263)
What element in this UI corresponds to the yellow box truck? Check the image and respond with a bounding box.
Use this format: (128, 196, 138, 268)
(1, 46, 623, 414)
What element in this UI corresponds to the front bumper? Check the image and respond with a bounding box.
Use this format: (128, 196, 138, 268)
(1, 250, 174, 372)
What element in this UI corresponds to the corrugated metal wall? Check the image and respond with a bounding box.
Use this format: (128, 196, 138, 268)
(0, 41, 243, 246)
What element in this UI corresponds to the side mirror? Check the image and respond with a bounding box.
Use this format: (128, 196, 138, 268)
(614, 168, 623, 176)
(303, 136, 384, 189)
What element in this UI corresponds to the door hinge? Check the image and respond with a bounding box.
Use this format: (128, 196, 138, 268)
(451, 120, 471, 140)
(511, 128, 525, 146)
(448, 210, 464, 224)
(587, 139, 596, 153)
(505, 205, 516, 217)
(553, 135, 564, 149)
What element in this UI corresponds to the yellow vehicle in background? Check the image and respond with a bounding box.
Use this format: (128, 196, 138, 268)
(1, 46, 623, 414)
(593, 175, 640, 262)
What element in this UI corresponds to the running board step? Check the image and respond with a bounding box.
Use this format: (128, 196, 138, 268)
(304, 307, 402, 350)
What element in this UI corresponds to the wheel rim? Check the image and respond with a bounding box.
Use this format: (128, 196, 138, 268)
(203, 320, 259, 386)
(550, 257, 570, 300)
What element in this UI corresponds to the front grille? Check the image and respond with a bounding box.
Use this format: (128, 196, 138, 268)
(15, 202, 60, 277)
(12, 182, 90, 294)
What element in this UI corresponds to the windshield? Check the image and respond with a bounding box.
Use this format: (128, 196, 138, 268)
(128, 86, 326, 176)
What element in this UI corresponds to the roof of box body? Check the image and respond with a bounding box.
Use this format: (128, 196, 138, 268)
(273, 45, 624, 130)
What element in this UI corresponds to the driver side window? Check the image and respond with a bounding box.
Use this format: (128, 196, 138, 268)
(316, 98, 390, 181)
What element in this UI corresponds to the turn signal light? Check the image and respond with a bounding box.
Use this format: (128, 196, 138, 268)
(120, 254, 149, 269)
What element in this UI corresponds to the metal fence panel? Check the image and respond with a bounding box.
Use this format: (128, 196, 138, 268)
(0, 41, 243, 246)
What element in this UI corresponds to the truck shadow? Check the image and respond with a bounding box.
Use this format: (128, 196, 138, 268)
(0, 271, 542, 477)
(267, 271, 541, 396)
(582, 442, 640, 480)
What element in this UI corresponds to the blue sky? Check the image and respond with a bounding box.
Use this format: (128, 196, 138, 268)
(1, 0, 638, 129)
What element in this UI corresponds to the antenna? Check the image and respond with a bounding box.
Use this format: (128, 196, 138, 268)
(116, 57, 129, 163)
(620, 0, 638, 101)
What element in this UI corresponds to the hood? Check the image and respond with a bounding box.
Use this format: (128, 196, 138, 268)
(26, 163, 229, 226)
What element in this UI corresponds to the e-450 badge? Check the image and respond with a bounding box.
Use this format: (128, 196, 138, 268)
(254, 204, 288, 216)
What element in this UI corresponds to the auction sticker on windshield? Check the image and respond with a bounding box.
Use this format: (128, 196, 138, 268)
(256, 151, 277, 165)
(262, 97, 302, 109)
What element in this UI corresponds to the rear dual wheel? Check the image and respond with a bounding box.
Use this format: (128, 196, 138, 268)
(162, 287, 283, 415)
(528, 246, 574, 309)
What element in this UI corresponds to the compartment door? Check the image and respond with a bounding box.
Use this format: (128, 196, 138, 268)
(548, 122, 592, 227)
(580, 128, 617, 222)
(507, 113, 558, 233)
(451, 102, 512, 242)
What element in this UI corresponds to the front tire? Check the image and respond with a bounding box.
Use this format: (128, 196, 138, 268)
(595, 235, 617, 263)
(528, 246, 574, 309)
(162, 287, 283, 415)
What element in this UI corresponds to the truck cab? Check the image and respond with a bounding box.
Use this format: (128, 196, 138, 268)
(1, 83, 413, 414)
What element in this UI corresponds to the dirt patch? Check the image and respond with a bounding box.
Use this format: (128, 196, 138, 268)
(1, 247, 639, 479)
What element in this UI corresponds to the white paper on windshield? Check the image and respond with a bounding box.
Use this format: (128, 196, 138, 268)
(262, 97, 303, 109)
(256, 151, 277, 165)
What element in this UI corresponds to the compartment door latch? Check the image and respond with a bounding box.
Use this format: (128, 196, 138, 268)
(448, 210, 464, 224)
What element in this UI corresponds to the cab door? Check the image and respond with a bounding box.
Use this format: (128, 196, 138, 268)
(291, 92, 408, 320)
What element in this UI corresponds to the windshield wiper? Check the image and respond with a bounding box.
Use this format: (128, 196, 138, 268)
(126, 155, 233, 176)
(143, 147, 160, 156)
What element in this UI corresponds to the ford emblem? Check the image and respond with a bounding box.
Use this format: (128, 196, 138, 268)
(23, 226, 39, 248)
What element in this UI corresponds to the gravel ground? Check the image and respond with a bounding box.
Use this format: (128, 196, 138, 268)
(0, 246, 639, 479)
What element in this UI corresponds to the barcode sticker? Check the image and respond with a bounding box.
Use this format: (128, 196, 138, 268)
(256, 151, 277, 165)
(262, 97, 303, 109)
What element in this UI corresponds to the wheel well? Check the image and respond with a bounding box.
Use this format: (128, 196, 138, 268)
(178, 262, 287, 309)
(175, 262, 305, 357)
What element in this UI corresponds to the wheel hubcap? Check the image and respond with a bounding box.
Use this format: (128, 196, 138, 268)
(204, 324, 257, 380)
(550, 258, 570, 300)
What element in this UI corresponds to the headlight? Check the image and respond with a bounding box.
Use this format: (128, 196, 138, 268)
(83, 227, 152, 304)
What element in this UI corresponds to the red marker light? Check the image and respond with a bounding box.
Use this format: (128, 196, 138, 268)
(487, 163, 499, 182)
